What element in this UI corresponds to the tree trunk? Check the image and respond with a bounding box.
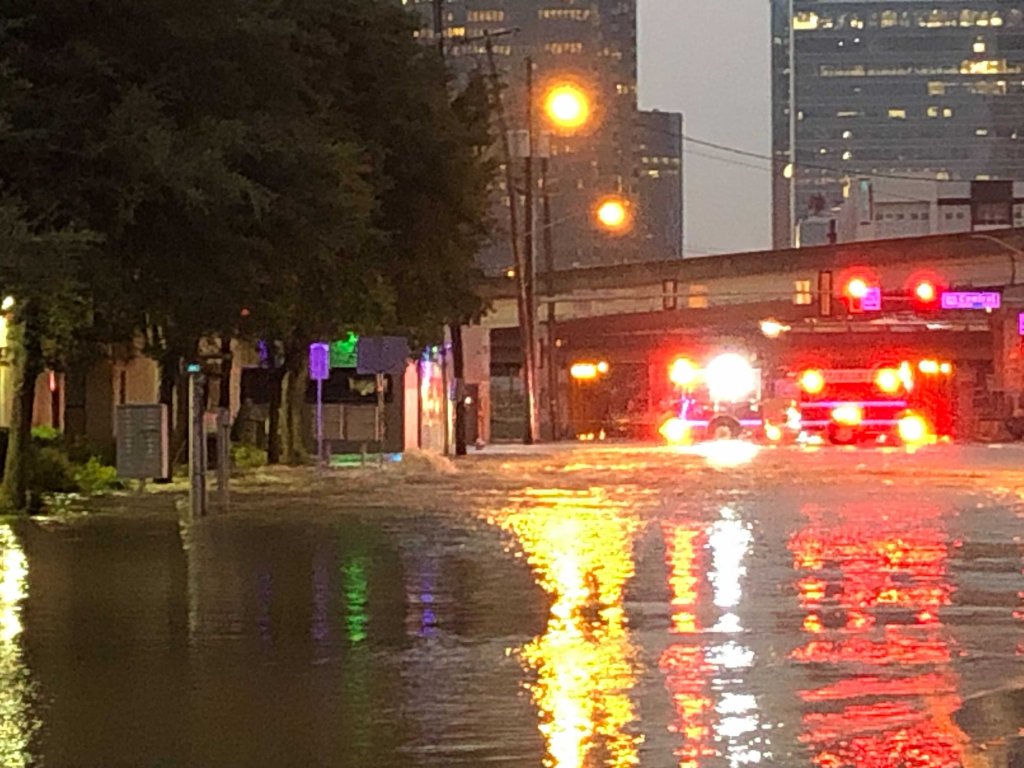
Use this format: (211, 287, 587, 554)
(159, 349, 188, 469)
(283, 345, 309, 465)
(2, 304, 44, 512)
(219, 334, 232, 412)
(450, 323, 467, 456)
(266, 363, 286, 465)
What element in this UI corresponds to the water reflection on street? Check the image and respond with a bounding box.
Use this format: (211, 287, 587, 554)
(0, 525, 33, 768)
(490, 489, 642, 767)
(0, 447, 1022, 766)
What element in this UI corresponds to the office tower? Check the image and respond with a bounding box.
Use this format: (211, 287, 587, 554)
(772, 3, 1024, 248)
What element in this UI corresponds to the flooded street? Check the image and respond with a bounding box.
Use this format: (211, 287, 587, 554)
(2, 444, 1024, 767)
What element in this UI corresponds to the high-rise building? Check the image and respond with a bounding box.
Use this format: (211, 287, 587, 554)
(635, 110, 683, 259)
(771, 2, 1024, 249)
(406, 0, 679, 273)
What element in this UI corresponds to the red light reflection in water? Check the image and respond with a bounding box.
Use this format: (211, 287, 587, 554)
(790, 503, 969, 767)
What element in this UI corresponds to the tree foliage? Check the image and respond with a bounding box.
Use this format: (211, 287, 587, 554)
(0, 0, 494, 505)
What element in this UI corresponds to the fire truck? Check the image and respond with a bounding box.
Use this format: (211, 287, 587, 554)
(656, 351, 800, 444)
(780, 359, 954, 445)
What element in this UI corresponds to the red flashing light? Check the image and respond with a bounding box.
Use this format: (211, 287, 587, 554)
(846, 278, 870, 300)
(800, 369, 826, 395)
(914, 281, 937, 303)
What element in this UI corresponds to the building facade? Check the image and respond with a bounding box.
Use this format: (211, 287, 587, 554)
(772, 2, 1024, 249)
(407, 0, 684, 273)
(635, 110, 683, 259)
(796, 177, 1024, 245)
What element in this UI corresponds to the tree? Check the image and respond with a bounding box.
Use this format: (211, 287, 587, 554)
(0, 0, 497, 497)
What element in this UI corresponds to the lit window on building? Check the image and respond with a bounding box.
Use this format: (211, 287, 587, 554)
(794, 280, 813, 306)
(888, 108, 907, 119)
(544, 42, 583, 55)
(927, 81, 946, 96)
(961, 59, 1008, 75)
(467, 9, 505, 22)
(976, 128, 990, 136)
(539, 8, 590, 20)
(943, 107, 953, 118)
(927, 106, 939, 118)
(688, 285, 708, 310)
(793, 12, 820, 31)
(974, 39, 987, 54)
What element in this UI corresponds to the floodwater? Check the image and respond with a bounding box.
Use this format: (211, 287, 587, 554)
(2, 445, 1024, 767)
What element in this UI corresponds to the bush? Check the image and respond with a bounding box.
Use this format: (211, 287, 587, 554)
(31, 425, 63, 446)
(73, 457, 123, 495)
(29, 446, 77, 494)
(231, 443, 267, 470)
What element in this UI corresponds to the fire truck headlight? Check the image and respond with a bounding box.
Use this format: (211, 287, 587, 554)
(659, 417, 690, 445)
(831, 404, 863, 426)
(898, 413, 931, 444)
(669, 357, 699, 388)
(765, 423, 783, 442)
(705, 353, 756, 402)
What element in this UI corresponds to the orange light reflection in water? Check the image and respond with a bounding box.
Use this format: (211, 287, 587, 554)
(0, 524, 32, 768)
(789, 503, 969, 768)
(491, 489, 642, 768)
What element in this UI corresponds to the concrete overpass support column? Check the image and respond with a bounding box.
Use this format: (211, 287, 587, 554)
(994, 308, 1024, 419)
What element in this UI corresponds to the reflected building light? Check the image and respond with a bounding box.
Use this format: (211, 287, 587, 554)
(494, 489, 642, 768)
(0, 524, 33, 768)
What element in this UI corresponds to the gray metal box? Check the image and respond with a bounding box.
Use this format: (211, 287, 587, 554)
(116, 404, 170, 480)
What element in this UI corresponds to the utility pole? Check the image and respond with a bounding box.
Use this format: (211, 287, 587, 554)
(540, 141, 558, 441)
(433, 0, 469, 455)
(521, 56, 540, 444)
(483, 35, 533, 444)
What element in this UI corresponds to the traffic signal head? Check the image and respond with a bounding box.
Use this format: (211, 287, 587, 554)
(914, 280, 936, 303)
(846, 277, 870, 300)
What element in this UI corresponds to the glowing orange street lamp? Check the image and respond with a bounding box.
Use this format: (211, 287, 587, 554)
(543, 83, 591, 131)
(595, 196, 632, 233)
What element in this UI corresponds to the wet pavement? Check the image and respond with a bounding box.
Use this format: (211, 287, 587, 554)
(2, 442, 1024, 767)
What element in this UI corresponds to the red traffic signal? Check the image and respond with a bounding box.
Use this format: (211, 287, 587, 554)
(844, 277, 880, 313)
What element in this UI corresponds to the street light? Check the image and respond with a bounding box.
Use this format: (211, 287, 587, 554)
(542, 83, 591, 132)
(594, 196, 632, 234)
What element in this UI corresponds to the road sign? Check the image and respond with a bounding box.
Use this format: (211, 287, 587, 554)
(356, 336, 410, 374)
(940, 291, 1001, 310)
(861, 287, 882, 311)
(309, 343, 330, 381)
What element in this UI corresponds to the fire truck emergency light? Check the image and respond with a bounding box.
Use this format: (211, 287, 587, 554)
(875, 368, 902, 394)
(705, 353, 756, 403)
(799, 369, 825, 395)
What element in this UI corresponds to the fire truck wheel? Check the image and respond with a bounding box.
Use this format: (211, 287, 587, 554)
(827, 423, 858, 445)
(707, 417, 741, 441)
